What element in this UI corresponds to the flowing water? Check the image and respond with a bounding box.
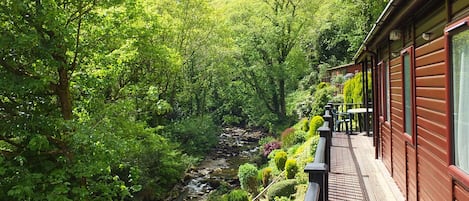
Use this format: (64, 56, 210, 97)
(170, 127, 267, 201)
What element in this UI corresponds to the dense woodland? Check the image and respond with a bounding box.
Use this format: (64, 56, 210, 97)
(0, 0, 386, 200)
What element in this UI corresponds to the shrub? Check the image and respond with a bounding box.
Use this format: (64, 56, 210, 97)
(343, 72, 372, 104)
(274, 197, 292, 201)
(281, 127, 296, 148)
(263, 141, 282, 157)
(227, 189, 250, 201)
(308, 116, 324, 137)
(285, 159, 298, 179)
(316, 82, 329, 90)
(310, 86, 335, 116)
(237, 163, 258, 194)
(262, 167, 273, 187)
(259, 136, 276, 147)
(164, 116, 220, 156)
(266, 179, 297, 201)
(274, 151, 288, 171)
(299, 118, 309, 131)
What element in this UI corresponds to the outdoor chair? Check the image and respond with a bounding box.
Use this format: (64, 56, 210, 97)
(333, 111, 351, 134)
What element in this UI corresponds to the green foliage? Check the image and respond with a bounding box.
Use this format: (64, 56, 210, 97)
(227, 189, 250, 201)
(286, 90, 311, 117)
(331, 94, 345, 103)
(281, 128, 296, 148)
(293, 118, 309, 132)
(275, 197, 292, 201)
(343, 72, 372, 104)
(274, 151, 288, 171)
(332, 74, 346, 85)
(285, 159, 299, 179)
(237, 163, 258, 194)
(266, 179, 297, 201)
(311, 85, 336, 116)
(316, 82, 329, 90)
(308, 116, 325, 137)
(262, 167, 273, 187)
(164, 116, 220, 156)
(0, 0, 387, 199)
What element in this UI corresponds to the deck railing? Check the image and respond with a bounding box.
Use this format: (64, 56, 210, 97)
(304, 104, 333, 201)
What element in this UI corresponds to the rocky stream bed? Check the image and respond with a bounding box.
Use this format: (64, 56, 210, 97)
(166, 127, 268, 201)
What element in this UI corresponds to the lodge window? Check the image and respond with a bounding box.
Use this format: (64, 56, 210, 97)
(402, 48, 414, 137)
(448, 21, 469, 174)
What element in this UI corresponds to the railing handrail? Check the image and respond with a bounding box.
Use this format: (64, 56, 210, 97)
(304, 103, 333, 201)
(304, 182, 320, 201)
(313, 137, 326, 164)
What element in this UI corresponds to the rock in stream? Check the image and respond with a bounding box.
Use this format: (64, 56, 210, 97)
(167, 127, 268, 201)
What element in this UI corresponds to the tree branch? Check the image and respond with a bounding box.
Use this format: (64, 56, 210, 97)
(69, 14, 82, 72)
(0, 59, 40, 79)
(0, 136, 23, 148)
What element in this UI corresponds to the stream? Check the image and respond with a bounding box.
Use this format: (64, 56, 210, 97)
(167, 127, 268, 201)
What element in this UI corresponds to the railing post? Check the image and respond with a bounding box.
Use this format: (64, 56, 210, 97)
(324, 105, 333, 135)
(327, 103, 335, 132)
(318, 124, 331, 172)
(304, 163, 328, 201)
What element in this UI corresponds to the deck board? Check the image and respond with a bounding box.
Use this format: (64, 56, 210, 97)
(329, 132, 405, 201)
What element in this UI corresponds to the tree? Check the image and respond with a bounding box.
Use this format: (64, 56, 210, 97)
(227, 0, 312, 121)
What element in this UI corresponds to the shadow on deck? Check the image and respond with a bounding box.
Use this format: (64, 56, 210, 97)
(328, 132, 404, 201)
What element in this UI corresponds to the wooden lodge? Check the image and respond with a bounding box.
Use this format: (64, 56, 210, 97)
(354, 0, 469, 200)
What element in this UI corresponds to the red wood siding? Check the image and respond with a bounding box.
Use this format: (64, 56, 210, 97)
(454, 182, 469, 201)
(389, 56, 407, 196)
(406, 145, 417, 201)
(381, 123, 392, 172)
(415, 36, 452, 201)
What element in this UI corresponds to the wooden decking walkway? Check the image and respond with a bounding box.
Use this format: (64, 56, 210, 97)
(329, 132, 405, 201)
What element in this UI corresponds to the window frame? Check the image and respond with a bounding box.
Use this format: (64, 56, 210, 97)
(445, 16, 469, 188)
(401, 46, 415, 144)
(384, 60, 391, 123)
(378, 60, 391, 123)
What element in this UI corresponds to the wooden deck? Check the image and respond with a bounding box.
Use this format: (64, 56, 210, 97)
(329, 132, 405, 201)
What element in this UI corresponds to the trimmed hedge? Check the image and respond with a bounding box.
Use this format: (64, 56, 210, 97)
(266, 179, 297, 201)
(274, 151, 288, 171)
(285, 159, 298, 179)
(237, 163, 258, 194)
(308, 116, 324, 137)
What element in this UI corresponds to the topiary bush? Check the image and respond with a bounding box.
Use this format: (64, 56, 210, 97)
(274, 151, 288, 171)
(262, 167, 273, 187)
(285, 159, 298, 179)
(263, 141, 282, 157)
(227, 189, 250, 201)
(237, 163, 258, 194)
(266, 179, 297, 201)
(308, 116, 324, 137)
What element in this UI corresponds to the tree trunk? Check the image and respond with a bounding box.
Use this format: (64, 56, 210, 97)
(57, 67, 73, 120)
(278, 79, 286, 119)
